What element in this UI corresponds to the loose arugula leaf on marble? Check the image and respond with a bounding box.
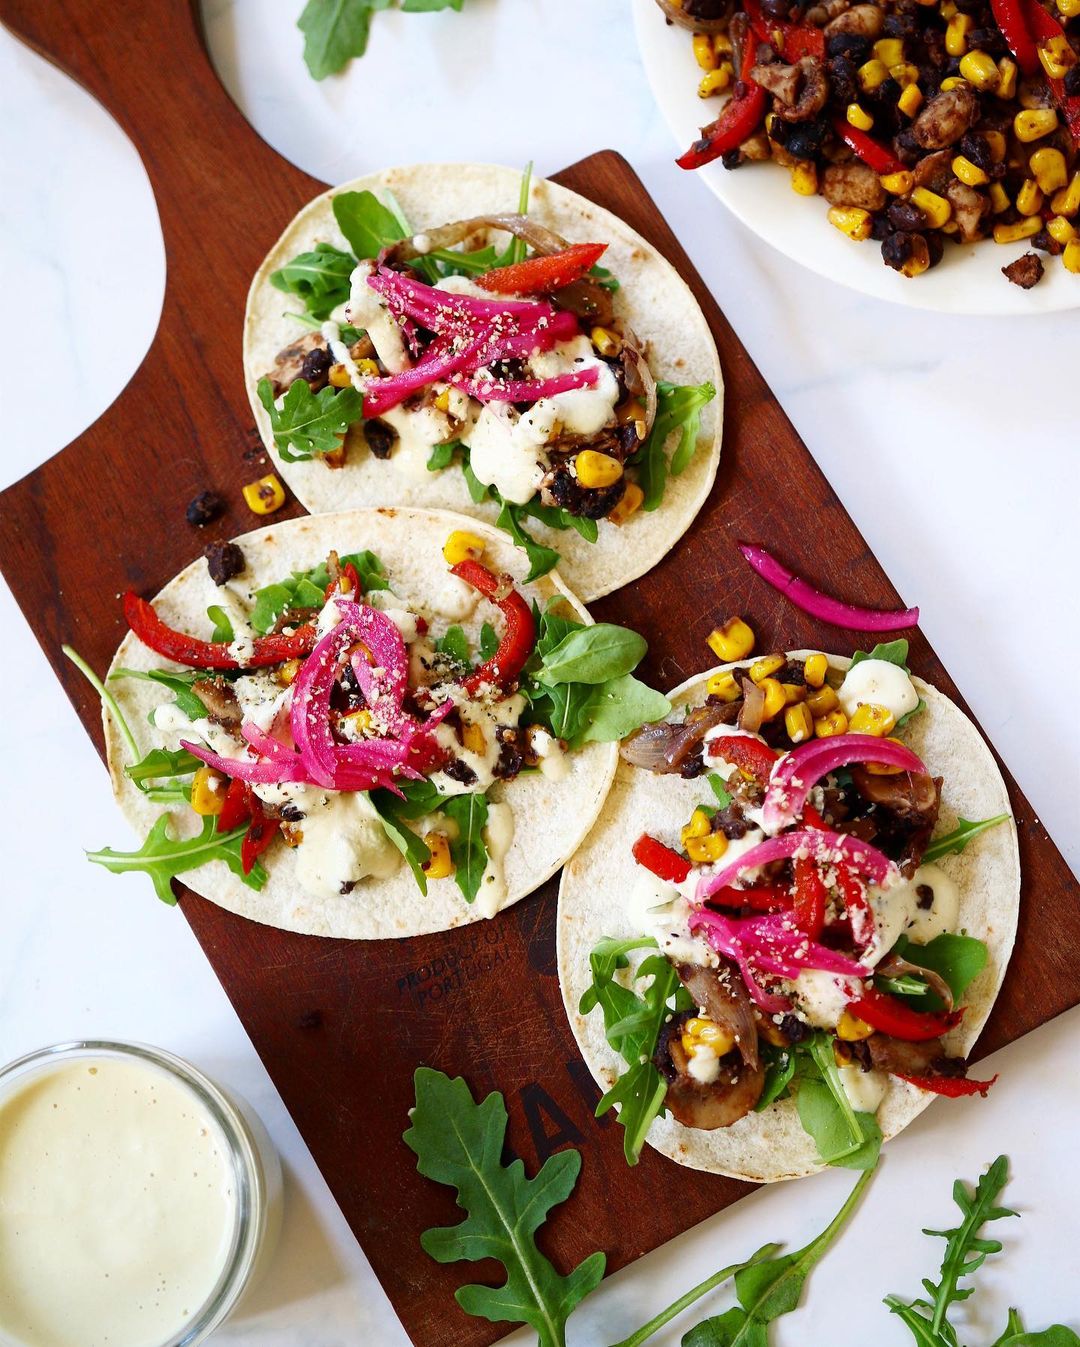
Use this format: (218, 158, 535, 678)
(991, 1313, 1080, 1347)
(923, 817, 1011, 865)
(682, 1167, 875, 1347)
(270, 242, 356, 319)
(632, 380, 716, 512)
(298, 0, 390, 79)
(63, 645, 140, 763)
(257, 376, 363, 462)
(404, 1068, 605, 1347)
(86, 816, 266, 905)
(442, 792, 489, 904)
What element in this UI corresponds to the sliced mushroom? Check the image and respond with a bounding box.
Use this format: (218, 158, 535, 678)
(822, 162, 887, 211)
(751, 61, 802, 107)
(653, 0, 733, 32)
(912, 84, 980, 149)
(776, 57, 829, 123)
(621, 699, 740, 773)
(824, 4, 884, 37)
(655, 1015, 766, 1129)
(677, 959, 760, 1070)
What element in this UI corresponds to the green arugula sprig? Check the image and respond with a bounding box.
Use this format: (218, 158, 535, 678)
(299, 0, 463, 81)
(886, 1156, 1079, 1347)
(270, 242, 356, 319)
(924, 817, 1011, 864)
(249, 549, 389, 634)
(86, 815, 267, 905)
(632, 379, 716, 511)
(257, 376, 363, 462)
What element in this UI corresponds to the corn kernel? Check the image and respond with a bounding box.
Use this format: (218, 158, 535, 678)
(782, 682, 807, 704)
(1038, 33, 1076, 80)
(1060, 0, 1080, 13)
(682, 1016, 736, 1059)
(806, 684, 840, 716)
(984, 129, 1006, 163)
(1064, 239, 1080, 273)
(617, 397, 648, 435)
(354, 357, 379, 379)
(433, 387, 451, 413)
(993, 216, 1042, 243)
(803, 653, 828, 688)
(1048, 215, 1078, 244)
(707, 669, 742, 701)
(321, 442, 348, 468)
(785, 702, 815, 744)
(837, 1010, 876, 1041)
(280, 821, 303, 848)
(945, 12, 973, 54)
(699, 64, 733, 96)
(750, 654, 785, 684)
(849, 702, 897, 736)
(898, 83, 924, 116)
(958, 49, 1000, 90)
(1014, 107, 1059, 142)
(341, 708, 373, 737)
(989, 182, 1011, 213)
(681, 808, 713, 847)
(712, 29, 733, 52)
(242, 473, 286, 515)
(940, 0, 957, 15)
(190, 766, 227, 816)
(274, 658, 302, 687)
(994, 56, 1017, 98)
(1016, 178, 1044, 216)
(759, 677, 786, 722)
(686, 831, 729, 864)
(791, 162, 819, 196)
(857, 59, 889, 92)
(693, 32, 719, 70)
(911, 187, 952, 228)
(873, 38, 905, 67)
(881, 169, 915, 195)
(423, 831, 454, 880)
(1051, 171, 1080, 217)
(575, 449, 623, 489)
(814, 709, 850, 738)
(707, 617, 754, 662)
(461, 722, 486, 756)
(1030, 147, 1068, 195)
(865, 737, 908, 774)
(590, 325, 622, 356)
(846, 102, 875, 131)
(890, 61, 921, 87)
(941, 220, 960, 236)
(442, 529, 486, 565)
(952, 154, 988, 186)
(939, 75, 965, 90)
(828, 205, 874, 241)
(328, 362, 352, 389)
(609, 482, 644, 525)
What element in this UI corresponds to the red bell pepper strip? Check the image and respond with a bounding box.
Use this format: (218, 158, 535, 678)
(991, 0, 1040, 76)
(1018, 0, 1080, 144)
(450, 559, 536, 695)
(474, 243, 608, 295)
(706, 735, 779, 787)
(216, 778, 251, 834)
(848, 987, 963, 1041)
(894, 1072, 998, 1098)
(240, 794, 279, 874)
(833, 116, 907, 176)
(744, 0, 826, 61)
(802, 803, 828, 830)
(678, 32, 768, 170)
(632, 833, 692, 885)
(708, 883, 793, 912)
(792, 854, 827, 938)
(835, 862, 872, 931)
(124, 592, 316, 671)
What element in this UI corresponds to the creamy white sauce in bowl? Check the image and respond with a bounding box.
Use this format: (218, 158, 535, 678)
(0, 1042, 282, 1347)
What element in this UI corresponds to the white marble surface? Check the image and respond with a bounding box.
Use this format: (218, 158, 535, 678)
(1, 2, 1078, 1343)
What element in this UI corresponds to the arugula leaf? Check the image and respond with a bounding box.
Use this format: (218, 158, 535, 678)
(332, 188, 407, 259)
(683, 1167, 875, 1347)
(124, 747, 202, 792)
(110, 667, 209, 721)
(708, 773, 733, 808)
(633, 380, 716, 512)
(376, 777, 446, 822)
(923, 816, 1011, 864)
(479, 621, 499, 661)
(401, 0, 463, 10)
(298, 0, 391, 79)
(368, 791, 430, 893)
(885, 1155, 1017, 1346)
(270, 242, 356, 319)
(795, 1033, 882, 1170)
(426, 439, 458, 471)
(442, 793, 489, 904)
(404, 1069, 605, 1347)
(893, 932, 988, 1006)
(206, 604, 234, 644)
(538, 623, 648, 686)
(86, 815, 266, 905)
(579, 937, 691, 1164)
(851, 639, 911, 671)
(876, 974, 932, 998)
(992, 1312, 1080, 1347)
(435, 624, 471, 667)
(755, 1045, 797, 1112)
(257, 376, 363, 463)
(496, 499, 560, 582)
(578, 674, 672, 745)
(249, 549, 388, 633)
(63, 645, 139, 764)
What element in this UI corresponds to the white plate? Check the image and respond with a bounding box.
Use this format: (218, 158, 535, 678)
(633, 0, 1080, 313)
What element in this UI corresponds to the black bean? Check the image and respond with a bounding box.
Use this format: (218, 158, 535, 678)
(1032, 229, 1064, 256)
(959, 131, 993, 170)
(784, 119, 828, 158)
(186, 490, 224, 527)
(1065, 66, 1080, 96)
(871, 213, 894, 241)
(926, 231, 946, 267)
(721, 149, 742, 170)
(889, 199, 928, 230)
(364, 419, 397, 460)
(444, 758, 478, 786)
(883, 12, 918, 38)
(299, 346, 333, 386)
(882, 231, 915, 271)
(827, 54, 860, 103)
(204, 540, 245, 586)
(827, 33, 871, 61)
(761, 0, 795, 19)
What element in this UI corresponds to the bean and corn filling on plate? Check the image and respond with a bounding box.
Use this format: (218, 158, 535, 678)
(663, 0, 1080, 286)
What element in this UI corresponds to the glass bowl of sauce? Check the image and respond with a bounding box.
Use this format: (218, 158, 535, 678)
(0, 1041, 282, 1347)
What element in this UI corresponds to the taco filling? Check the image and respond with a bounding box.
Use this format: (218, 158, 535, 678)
(577, 641, 1010, 1169)
(255, 171, 716, 582)
(88, 529, 670, 922)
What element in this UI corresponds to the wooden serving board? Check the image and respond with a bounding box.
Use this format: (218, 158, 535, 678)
(2, 4, 1078, 1345)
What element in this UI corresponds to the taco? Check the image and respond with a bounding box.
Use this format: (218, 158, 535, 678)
(90, 508, 672, 939)
(558, 641, 1018, 1180)
(243, 162, 723, 603)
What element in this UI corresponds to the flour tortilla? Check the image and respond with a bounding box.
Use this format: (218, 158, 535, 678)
(104, 508, 617, 939)
(243, 162, 723, 604)
(557, 654, 1020, 1181)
